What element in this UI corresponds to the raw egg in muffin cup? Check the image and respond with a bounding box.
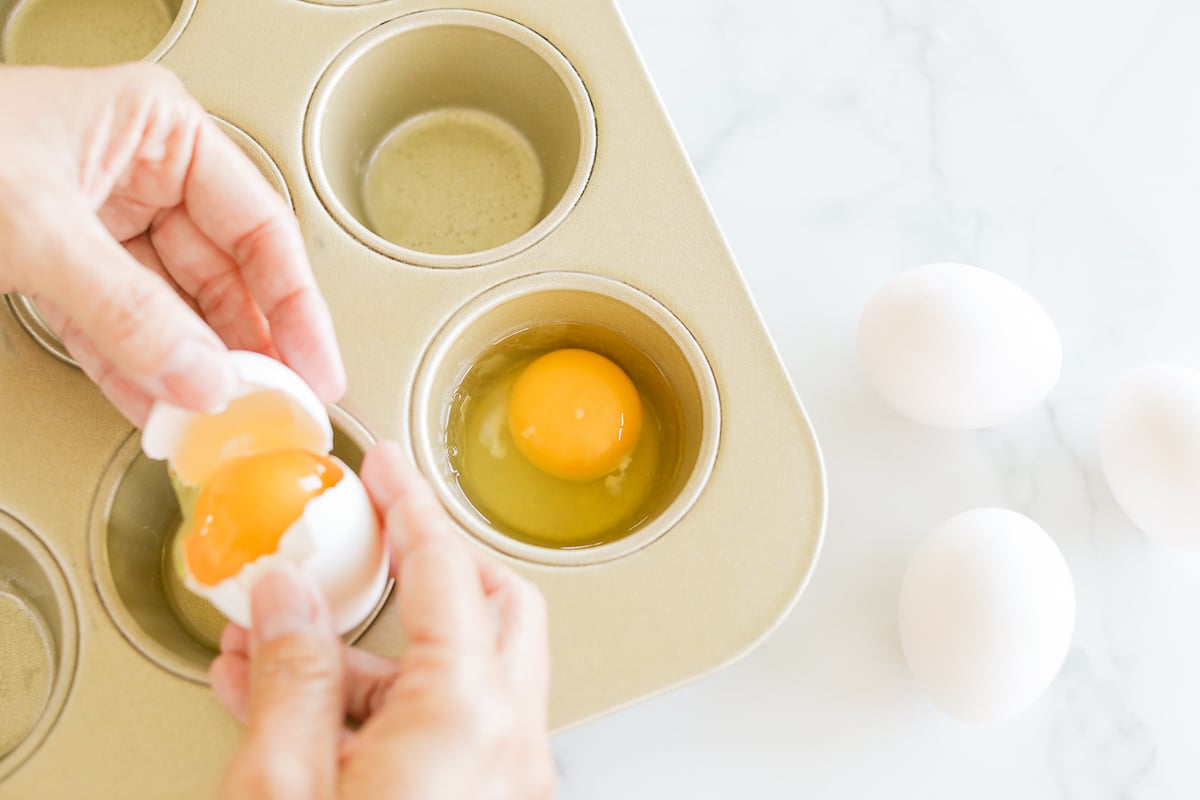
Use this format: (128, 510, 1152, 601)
(448, 335, 679, 551)
(141, 351, 387, 633)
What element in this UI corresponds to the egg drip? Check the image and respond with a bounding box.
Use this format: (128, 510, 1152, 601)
(170, 390, 345, 587)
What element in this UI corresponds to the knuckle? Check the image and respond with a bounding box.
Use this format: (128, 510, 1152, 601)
(241, 754, 312, 800)
(258, 639, 339, 691)
(514, 576, 549, 626)
(119, 61, 184, 94)
(97, 274, 161, 352)
(457, 696, 518, 754)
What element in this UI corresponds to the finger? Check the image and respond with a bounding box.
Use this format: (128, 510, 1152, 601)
(35, 296, 155, 426)
(149, 205, 276, 356)
(342, 647, 402, 723)
(397, 543, 491, 655)
(238, 565, 343, 798)
(122, 231, 200, 316)
(184, 118, 345, 403)
(219, 622, 400, 724)
(491, 578, 551, 717)
(361, 441, 456, 558)
(33, 205, 237, 414)
(360, 444, 491, 652)
(210, 651, 250, 724)
(221, 622, 249, 656)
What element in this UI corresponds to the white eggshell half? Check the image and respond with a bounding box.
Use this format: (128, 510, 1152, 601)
(858, 263, 1062, 429)
(1101, 365, 1200, 551)
(898, 508, 1075, 724)
(142, 350, 332, 462)
(185, 458, 388, 634)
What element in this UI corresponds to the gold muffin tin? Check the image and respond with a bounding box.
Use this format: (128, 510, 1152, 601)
(0, 1, 826, 797)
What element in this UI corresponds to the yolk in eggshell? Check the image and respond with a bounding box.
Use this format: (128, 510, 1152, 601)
(171, 390, 329, 488)
(506, 349, 643, 482)
(183, 450, 343, 586)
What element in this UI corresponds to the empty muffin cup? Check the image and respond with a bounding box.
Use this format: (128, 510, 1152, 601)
(89, 406, 389, 683)
(0, 511, 77, 781)
(305, 10, 596, 267)
(412, 273, 721, 566)
(0, 0, 195, 66)
(4, 115, 290, 369)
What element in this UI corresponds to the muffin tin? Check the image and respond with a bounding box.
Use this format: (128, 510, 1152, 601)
(0, 0, 826, 796)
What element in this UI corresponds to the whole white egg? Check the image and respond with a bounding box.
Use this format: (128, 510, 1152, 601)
(858, 263, 1062, 429)
(898, 508, 1075, 723)
(1101, 365, 1200, 551)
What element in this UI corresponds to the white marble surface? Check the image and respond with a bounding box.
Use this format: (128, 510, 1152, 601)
(554, 1, 1200, 797)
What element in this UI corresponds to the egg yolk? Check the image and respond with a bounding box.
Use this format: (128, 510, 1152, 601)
(506, 349, 643, 482)
(183, 450, 343, 586)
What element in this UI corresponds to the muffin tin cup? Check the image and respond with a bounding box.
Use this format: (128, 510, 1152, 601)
(0, 511, 77, 782)
(412, 272, 721, 566)
(0, 0, 196, 66)
(304, 9, 596, 267)
(88, 404, 389, 684)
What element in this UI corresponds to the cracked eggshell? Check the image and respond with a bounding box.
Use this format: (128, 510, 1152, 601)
(1101, 365, 1200, 551)
(898, 508, 1075, 724)
(183, 457, 387, 633)
(142, 350, 333, 464)
(858, 263, 1062, 429)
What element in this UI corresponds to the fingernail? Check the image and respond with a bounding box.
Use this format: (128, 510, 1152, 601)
(159, 340, 238, 412)
(251, 565, 318, 643)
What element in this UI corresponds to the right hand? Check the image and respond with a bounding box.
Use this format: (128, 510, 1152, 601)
(209, 441, 556, 800)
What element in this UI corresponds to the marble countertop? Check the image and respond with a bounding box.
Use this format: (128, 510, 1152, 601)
(554, 1, 1200, 797)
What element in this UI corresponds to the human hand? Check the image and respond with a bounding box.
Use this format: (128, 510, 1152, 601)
(209, 441, 555, 800)
(0, 63, 344, 425)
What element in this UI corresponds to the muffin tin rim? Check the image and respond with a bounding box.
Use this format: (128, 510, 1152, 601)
(301, 7, 599, 269)
(0, 508, 79, 782)
(410, 270, 723, 567)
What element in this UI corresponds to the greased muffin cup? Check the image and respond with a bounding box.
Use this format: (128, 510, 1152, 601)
(0, 511, 77, 783)
(0, 1, 826, 796)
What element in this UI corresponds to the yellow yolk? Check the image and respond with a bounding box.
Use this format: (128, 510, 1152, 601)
(506, 349, 643, 482)
(183, 450, 343, 586)
(171, 390, 329, 487)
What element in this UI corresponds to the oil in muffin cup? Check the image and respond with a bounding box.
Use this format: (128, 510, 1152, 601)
(0, 0, 195, 67)
(0, 511, 77, 781)
(305, 9, 596, 268)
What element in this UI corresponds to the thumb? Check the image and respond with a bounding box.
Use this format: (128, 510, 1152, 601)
(43, 208, 237, 413)
(223, 565, 343, 800)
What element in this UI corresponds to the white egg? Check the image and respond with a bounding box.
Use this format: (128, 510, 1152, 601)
(142, 350, 387, 634)
(1101, 365, 1200, 551)
(858, 263, 1062, 429)
(898, 508, 1075, 724)
(185, 458, 387, 632)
